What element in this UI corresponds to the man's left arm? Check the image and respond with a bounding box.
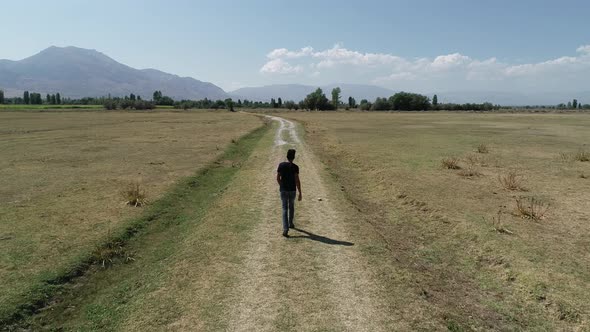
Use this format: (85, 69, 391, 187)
(295, 173, 302, 201)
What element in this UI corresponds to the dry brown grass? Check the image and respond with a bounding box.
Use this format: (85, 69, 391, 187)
(559, 149, 589, 162)
(0, 110, 262, 317)
(558, 152, 573, 162)
(476, 143, 490, 154)
(489, 210, 513, 234)
(499, 170, 525, 191)
(515, 196, 549, 221)
(573, 149, 589, 162)
(464, 153, 484, 167)
(92, 240, 134, 267)
(282, 111, 590, 330)
(458, 167, 482, 177)
(441, 157, 461, 169)
(122, 182, 147, 207)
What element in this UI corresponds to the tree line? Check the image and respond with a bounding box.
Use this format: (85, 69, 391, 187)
(1, 88, 589, 111)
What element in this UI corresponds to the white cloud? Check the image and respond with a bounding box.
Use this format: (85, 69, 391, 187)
(260, 44, 590, 92)
(430, 53, 471, 70)
(267, 46, 314, 59)
(260, 58, 302, 74)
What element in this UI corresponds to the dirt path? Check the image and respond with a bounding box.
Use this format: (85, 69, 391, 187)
(226, 116, 397, 331)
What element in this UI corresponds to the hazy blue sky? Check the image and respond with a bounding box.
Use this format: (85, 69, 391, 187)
(1, 0, 589, 92)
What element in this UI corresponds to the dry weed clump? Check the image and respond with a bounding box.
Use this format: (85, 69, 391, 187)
(573, 149, 589, 162)
(123, 182, 147, 207)
(476, 143, 490, 154)
(499, 170, 525, 191)
(488, 209, 513, 234)
(441, 157, 461, 169)
(464, 153, 488, 167)
(458, 167, 482, 177)
(515, 196, 549, 221)
(92, 241, 134, 267)
(558, 152, 572, 162)
(559, 149, 589, 162)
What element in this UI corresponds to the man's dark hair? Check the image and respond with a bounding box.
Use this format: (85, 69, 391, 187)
(287, 149, 296, 161)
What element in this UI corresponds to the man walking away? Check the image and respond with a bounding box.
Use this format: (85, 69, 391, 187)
(277, 149, 302, 237)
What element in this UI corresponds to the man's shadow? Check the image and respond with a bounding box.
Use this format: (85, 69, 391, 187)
(289, 228, 354, 246)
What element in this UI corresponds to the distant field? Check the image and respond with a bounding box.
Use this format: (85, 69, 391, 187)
(0, 110, 262, 322)
(283, 111, 590, 330)
(0, 104, 103, 110)
(0, 105, 175, 110)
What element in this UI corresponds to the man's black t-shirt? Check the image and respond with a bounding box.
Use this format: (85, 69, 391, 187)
(277, 161, 299, 192)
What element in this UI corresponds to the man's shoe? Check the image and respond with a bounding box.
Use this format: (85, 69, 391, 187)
(289, 223, 295, 229)
(282, 230, 289, 237)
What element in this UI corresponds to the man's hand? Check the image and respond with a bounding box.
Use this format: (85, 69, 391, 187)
(298, 193, 302, 201)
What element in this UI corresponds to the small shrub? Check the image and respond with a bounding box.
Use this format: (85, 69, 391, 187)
(441, 157, 461, 169)
(133, 100, 155, 110)
(515, 196, 549, 221)
(580, 173, 588, 179)
(103, 99, 118, 110)
(499, 170, 525, 191)
(477, 143, 489, 154)
(573, 149, 589, 162)
(558, 152, 572, 162)
(123, 182, 147, 207)
(92, 240, 134, 267)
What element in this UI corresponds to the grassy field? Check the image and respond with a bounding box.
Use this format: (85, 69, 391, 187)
(0, 110, 262, 323)
(3, 109, 590, 330)
(283, 111, 590, 330)
(0, 105, 175, 110)
(0, 104, 104, 110)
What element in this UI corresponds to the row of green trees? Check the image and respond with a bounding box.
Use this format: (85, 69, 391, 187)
(103, 94, 155, 110)
(2, 88, 590, 111)
(23, 91, 61, 104)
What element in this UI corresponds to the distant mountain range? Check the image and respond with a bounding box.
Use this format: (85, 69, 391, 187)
(0, 46, 586, 105)
(230, 84, 395, 102)
(0, 46, 228, 100)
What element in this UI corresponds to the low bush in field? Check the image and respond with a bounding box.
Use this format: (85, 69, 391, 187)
(573, 149, 589, 162)
(515, 196, 549, 221)
(441, 157, 461, 169)
(122, 182, 147, 207)
(477, 143, 490, 154)
(499, 171, 525, 191)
